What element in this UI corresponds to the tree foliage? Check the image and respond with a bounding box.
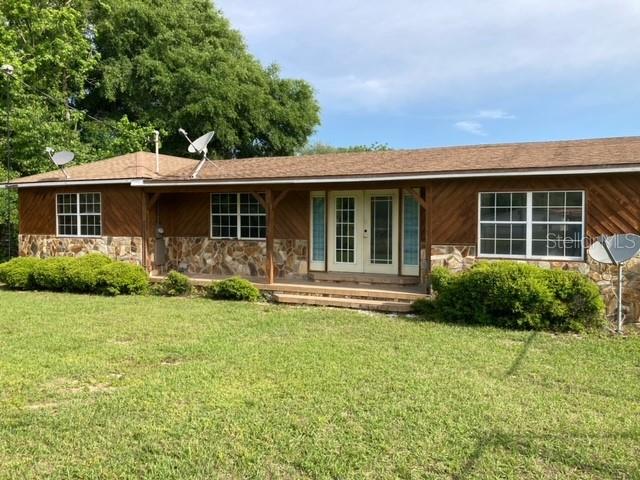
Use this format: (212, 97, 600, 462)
(0, 0, 321, 179)
(0, 0, 155, 177)
(297, 141, 390, 156)
(83, 0, 320, 158)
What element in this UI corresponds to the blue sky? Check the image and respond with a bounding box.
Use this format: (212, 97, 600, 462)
(216, 0, 640, 149)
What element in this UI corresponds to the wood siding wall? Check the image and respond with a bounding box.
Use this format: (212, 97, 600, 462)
(19, 185, 144, 237)
(429, 173, 640, 244)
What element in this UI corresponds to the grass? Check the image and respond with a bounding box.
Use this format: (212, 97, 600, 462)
(0, 290, 638, 479)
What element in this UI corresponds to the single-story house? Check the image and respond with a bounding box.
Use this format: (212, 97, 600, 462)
(6, 136, 640, 320)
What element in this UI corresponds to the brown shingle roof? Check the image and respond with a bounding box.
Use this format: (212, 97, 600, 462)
(11, 152, 197, 184)
(10, 136, 640, 185)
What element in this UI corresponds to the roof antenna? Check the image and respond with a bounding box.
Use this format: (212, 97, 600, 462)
(45, 148, 74, 179)
(178, 128, 217, 178)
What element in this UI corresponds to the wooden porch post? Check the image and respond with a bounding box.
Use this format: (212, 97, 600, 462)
(145, 192, 161, 273)
(265, 190, 275, 284)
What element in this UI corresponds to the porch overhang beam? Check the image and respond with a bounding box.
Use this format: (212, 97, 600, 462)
(273, 190, 289, 209)
(250, 192, 267, 210)
(403, 188, 428, 210)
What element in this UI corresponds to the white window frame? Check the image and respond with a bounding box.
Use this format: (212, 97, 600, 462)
(477, 190, 585, 261)
(55, 192, 102, 238)
(210, 192, 266, 240)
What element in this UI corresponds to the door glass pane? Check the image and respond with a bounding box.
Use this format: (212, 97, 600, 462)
(335, 196, 355, 263)
(403, 195, 419, 266)
(371, 196, 392, 264)
(312, 196, 326, 262)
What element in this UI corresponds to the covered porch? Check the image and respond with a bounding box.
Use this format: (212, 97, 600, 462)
(140, 182, 433, 296)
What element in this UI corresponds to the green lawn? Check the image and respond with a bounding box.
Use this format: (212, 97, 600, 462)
(0, 290, 638, 479)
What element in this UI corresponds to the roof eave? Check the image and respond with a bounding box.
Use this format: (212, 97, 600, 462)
(133, 164, 640, 186)
(2, 178, 138, 189)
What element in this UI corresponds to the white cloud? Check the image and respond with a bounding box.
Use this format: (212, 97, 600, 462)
(455, 121, 487, 136)
(216, 0, 640, 112)
(475, 109, 516, 120)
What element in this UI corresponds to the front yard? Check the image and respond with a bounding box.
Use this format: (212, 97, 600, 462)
(0, 290, 638, 479)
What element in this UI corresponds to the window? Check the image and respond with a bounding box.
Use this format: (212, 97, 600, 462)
(479, 192, 527, 257)
(211, 193, 266, 239)
(370, 195, 393, 264)
(310, 193, 326, 268)
(531, 192, 584, 258)
(56, 193, 101, 237)
(335, 196, 355, 263)
(478, 191, 584, 260)
(402, 193, 420, 267)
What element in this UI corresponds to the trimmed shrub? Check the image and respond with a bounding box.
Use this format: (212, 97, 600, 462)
(543, 269, 606, 332)
(0, 255, 149, 296)
(411, 297, 436, 316)
(96, 262, 149, 296)
(0, 257, 42, 289)
(157, 271, 192, 296)
(207, 277, 260, 302)
(29, 254, 113, 293)
(66, 254, 113, 292)
(31, 256, 76, 291)
(428, 261, 605, 332)
(430, 267, 453, 292)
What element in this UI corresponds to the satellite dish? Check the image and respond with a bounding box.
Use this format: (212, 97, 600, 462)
(188, 131, 214, 154)
(588, 234, 640, 265)
(178, 128, 217, 178)
(45, 148, 74, 178)
(588, 234, 640, 334)
(52, 151, 75, 166)
(588, 241, 614, 265)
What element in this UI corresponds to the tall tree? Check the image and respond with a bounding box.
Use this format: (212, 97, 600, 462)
(0, 0, 154, 177)
(84, 0, 320, 158)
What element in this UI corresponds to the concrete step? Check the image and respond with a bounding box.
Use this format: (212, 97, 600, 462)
(308, 271, 419, 285)
(273, 293, 413, 313)
(262, 282, 424, 302)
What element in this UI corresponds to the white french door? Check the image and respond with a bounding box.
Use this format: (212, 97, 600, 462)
(327, 191, 363, 272)
(327, 190, 399, 274)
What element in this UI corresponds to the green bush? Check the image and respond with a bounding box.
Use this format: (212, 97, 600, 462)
(31, 256, 76, 291)
(207, 277, 260, 302)
(428, 261, 605, 332)
(0, 255, 149, 296)
(543, 269, 606, 331)
(0, 257, 42, 289)
(411, 297, 436, 316)
(28, 253, 113, 293)
(430, 267, 453, 292)
(66, 254, 114, 292)
(96, 262, 149, 296)
(157, 271, 192, 296)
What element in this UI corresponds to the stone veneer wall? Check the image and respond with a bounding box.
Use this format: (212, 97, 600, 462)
(19, 234, 143, 264)
(162, 237, 307, 279)
(431, 244, 640, 329)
